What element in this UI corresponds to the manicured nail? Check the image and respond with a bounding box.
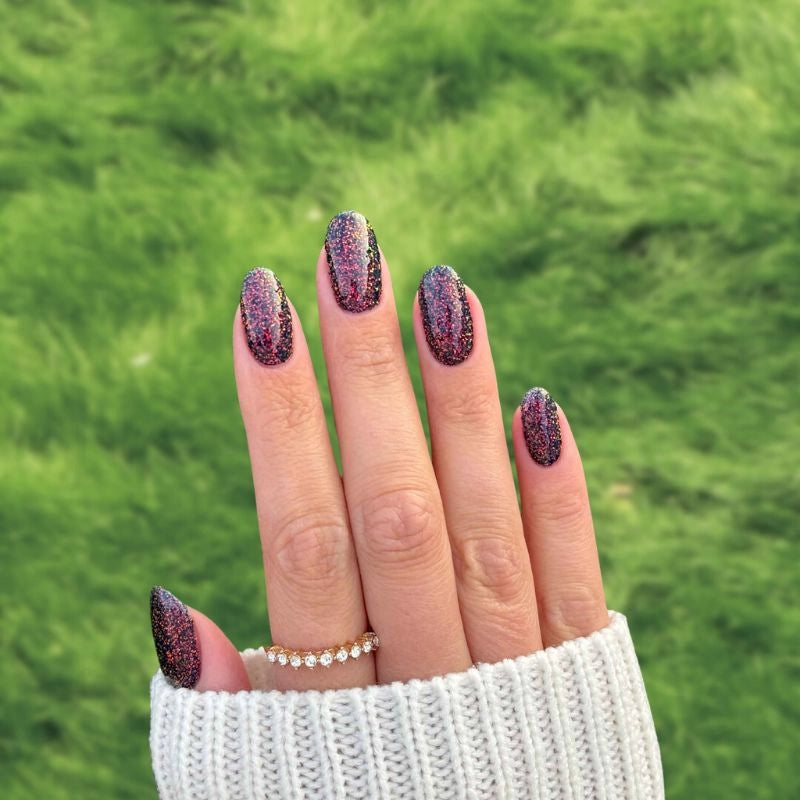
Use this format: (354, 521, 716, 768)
(521, 387, 562, 466)
(418, 265, 473, 365)
(240, 268, 293, 365)
(324, 210, 381, 312)
(150, 586, 201, 689)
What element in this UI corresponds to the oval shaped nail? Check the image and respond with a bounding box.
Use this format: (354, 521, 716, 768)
(418, 265, 474, 365)
(521, 387, 562, 466)
(240, 268, 293, 365)
(324, 210, 381, 313)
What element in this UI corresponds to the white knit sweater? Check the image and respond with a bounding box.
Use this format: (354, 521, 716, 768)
(150, 611, 663, 799)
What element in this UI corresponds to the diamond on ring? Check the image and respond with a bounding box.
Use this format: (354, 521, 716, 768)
(263, 632, 380, 670)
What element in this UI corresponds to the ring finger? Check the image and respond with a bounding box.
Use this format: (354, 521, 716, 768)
(414, 266, 541, 663)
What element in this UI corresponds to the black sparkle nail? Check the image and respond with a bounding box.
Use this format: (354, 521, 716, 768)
(240, 268, 293, 365)
(150, 586, 201, 689)
(521, 387, 562, 466)
(324, 211, 381, 313)
(418, 265, 473, 365)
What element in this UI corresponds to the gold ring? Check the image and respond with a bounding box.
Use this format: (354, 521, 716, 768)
(264, 632, 380, 669)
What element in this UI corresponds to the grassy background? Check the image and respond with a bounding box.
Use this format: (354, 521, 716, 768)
(1, 0, 798, 797)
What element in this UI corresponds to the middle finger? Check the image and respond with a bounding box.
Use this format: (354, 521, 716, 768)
(318, 211, 471, 683)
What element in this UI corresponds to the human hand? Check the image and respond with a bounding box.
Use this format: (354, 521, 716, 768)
(150, 210, 609, 693)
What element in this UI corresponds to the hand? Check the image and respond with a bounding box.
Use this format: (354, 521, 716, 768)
(150, 210, 609, 693)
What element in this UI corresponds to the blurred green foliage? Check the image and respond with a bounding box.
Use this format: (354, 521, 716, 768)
(1, 0, 798, 797)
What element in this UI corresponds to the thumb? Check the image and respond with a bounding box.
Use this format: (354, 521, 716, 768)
(150, 586, 251, 691)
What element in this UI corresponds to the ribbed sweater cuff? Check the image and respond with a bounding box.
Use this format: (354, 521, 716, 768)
(150, 611, 663, 799)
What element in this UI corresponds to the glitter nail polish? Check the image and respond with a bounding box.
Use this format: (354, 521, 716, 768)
(521, 387, 562, 466)
(240, 268, 293, 366)
(150, 586, 201, 689)
(324, 210, 381, 313)
(418, 265, 474, 366)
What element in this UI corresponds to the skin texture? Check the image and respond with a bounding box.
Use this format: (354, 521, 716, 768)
(150, 212, 608, 694)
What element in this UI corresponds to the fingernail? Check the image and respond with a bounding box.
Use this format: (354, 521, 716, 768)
(521, 387, 562, 466)
(324, 210, 381, 312)
(150, 586, 201, 689)
(418, 265, 473, 365)
(240, 268, 293, 365)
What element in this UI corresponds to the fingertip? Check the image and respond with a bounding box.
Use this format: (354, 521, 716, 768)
(462, 284, 483, 314)
(150, 586, 251, 692)
(516, 387, 563, 468)
(188, 606, 252, 692)
(320, 210, 385, 314)
(414, 265, 477, 367)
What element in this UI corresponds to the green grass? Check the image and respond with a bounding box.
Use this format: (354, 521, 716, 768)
(1, 1, 798, 797)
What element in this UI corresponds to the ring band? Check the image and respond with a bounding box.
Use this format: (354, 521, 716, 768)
(264, 632, 380, 669)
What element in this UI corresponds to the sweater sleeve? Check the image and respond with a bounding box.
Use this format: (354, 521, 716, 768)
(150, 611, 663, 799)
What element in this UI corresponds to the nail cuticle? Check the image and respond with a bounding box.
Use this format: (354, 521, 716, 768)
(240, 268, 293, 366)
(150, 586, 201, 689)
(324, 210, 381, 313)
(521, 387, 562, 466)
(418, 265, 473, 366)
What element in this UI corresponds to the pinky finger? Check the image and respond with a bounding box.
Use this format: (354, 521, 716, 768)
(512, 389, 609, 648)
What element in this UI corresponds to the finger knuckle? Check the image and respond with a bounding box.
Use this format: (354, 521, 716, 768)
(437, 388, 497, 427)
(254, 377, 319, 435)
(534, 480, 592, 533)
(269, 510, 352, 591)
(453, 532, 529, 606)
(539, 583, 607, 643)
(356, 486, 443, 569)
(337, 325, 400, 379)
